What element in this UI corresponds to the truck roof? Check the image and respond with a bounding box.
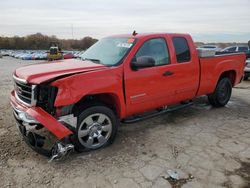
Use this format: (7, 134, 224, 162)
(107, 33, 191, 39)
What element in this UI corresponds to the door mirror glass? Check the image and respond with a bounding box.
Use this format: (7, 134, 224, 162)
(131, 56, 155, 70)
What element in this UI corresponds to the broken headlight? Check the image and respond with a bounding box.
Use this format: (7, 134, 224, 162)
(37, 85, 58, 114)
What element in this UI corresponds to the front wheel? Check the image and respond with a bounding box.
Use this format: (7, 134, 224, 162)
(75, 105, 118, 151)
(208, 77, 232, 107)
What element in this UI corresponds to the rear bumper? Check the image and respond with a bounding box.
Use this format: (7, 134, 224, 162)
(10, 90, 73, 156)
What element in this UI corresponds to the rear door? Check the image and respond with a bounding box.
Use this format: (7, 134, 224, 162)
(169, 35, 200, 101)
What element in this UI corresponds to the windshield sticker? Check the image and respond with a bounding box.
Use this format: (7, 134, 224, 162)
(127, 38, 135, 43)
(117, 43, 133, 48)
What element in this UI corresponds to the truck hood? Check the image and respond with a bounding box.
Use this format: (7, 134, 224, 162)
(14, 59, 107, 84)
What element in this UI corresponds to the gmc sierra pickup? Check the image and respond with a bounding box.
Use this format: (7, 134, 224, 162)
(10, 33, 246, 160)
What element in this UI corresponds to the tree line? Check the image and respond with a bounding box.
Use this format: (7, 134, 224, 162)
(0, 33, 98, 50)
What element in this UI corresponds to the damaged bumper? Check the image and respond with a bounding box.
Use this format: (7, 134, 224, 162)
(10, 91, 74, 158)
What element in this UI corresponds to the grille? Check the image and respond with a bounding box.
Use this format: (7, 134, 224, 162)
(13, 75, 36, 106)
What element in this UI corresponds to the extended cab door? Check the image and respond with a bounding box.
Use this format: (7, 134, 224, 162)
(169, 35, 200, 101)
(124, 36, 177, 116)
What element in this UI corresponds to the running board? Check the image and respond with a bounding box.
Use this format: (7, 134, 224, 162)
(122, 102, 193, 124)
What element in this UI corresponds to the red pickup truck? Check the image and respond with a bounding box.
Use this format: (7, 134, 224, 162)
(10, 33, 245, 160)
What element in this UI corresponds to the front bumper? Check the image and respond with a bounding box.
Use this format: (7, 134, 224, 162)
(10, 90, 73, 157)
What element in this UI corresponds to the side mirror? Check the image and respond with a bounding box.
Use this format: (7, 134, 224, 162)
(131, 56, 155, 70)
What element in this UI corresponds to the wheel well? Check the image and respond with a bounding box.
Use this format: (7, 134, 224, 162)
(219, 70, 236, 86)
(72, 93, 121, 118)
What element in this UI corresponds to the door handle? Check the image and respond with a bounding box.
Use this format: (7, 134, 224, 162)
(163, 71, 174, 76)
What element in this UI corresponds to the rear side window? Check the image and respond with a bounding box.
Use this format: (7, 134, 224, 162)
(172, 37, 191, 63)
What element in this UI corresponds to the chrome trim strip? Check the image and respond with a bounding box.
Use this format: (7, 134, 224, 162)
(15, 91, 32, 107)
(31, 85, 37, 106)
(58, 114, 77, 128)
(13, 74, 27, 84)
(130, 93, 146, 99)
(13, 74, 37, 107)
(11, 102, 39, 124)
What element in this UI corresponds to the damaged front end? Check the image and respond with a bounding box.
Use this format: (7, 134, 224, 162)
(10, 75, 76, 161)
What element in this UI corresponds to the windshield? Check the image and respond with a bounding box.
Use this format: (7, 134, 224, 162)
(50, 48, 58, 55)
(80, 37, 135, 66)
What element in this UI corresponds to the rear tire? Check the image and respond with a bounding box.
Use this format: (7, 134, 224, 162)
(243, 76, 249, 81)
(74, 105, 118, 152)
(208, 77, 232, 107)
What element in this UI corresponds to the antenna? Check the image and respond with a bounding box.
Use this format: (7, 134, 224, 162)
(132, 30, 138, 36)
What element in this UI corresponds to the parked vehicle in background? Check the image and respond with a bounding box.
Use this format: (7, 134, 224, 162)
(47, 46, 63, 61)
(0, 50, 80, 60)
(198, 44, 221, 51)
(10, 32, 246, 160)
(76, 51, 85, 58)
(73, 51, 82, 58)
(246, 50, 250, 59)
(244, 59, 250, 80)
(63, 52, 75, 59)
(219, 46, 249, 53)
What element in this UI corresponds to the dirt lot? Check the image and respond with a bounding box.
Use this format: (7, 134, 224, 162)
(0, 56, 249, 188)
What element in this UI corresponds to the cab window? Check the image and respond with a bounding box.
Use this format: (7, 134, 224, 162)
(135, 38, 170, 66)
(172, 37, 191, 63)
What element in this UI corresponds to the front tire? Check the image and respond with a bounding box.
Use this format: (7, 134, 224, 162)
(208, 77, 232, 107)
(75, 105, 118, 151)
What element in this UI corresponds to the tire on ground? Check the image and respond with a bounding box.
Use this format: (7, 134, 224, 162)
(74, 105, 118, 152)
(208, 77, 232, 107)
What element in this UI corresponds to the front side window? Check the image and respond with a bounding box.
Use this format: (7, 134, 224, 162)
(80, 37, 136, 66)
(135, 38, 170, 66)
(172, 37, 191, 63)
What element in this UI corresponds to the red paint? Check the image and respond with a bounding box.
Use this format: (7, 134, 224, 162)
(26, 107, 73, 139)
(14, 58, 107, 84)
(63, 53, 74, 59)
(10, 91, 73, 139)
(12, 33, 246, 139)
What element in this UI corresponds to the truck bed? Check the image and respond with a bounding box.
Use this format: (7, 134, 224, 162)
(197, 53, 246, 96)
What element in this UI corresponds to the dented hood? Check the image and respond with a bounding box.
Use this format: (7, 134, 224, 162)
(14, 59, 107, 84)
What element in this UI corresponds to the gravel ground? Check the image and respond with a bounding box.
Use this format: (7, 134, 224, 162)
(0, 56, 249, 188)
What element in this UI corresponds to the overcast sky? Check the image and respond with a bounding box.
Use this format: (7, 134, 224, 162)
(0, 0, 249, 42)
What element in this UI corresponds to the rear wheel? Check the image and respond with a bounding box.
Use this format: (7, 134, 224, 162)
(75, 105, 118, 151)
(208, 77, 232, 107)
(243, 75, 249, 81)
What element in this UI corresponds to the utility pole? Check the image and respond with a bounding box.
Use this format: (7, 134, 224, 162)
(71, 24, 74, 39)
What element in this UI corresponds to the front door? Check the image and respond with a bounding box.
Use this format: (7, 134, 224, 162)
(124, 37, 177, 116)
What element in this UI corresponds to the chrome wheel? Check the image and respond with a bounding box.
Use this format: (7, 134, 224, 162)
(77, 113, 112, 149)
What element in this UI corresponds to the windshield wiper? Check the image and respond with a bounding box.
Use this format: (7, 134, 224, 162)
(82, 58, 101, 64)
